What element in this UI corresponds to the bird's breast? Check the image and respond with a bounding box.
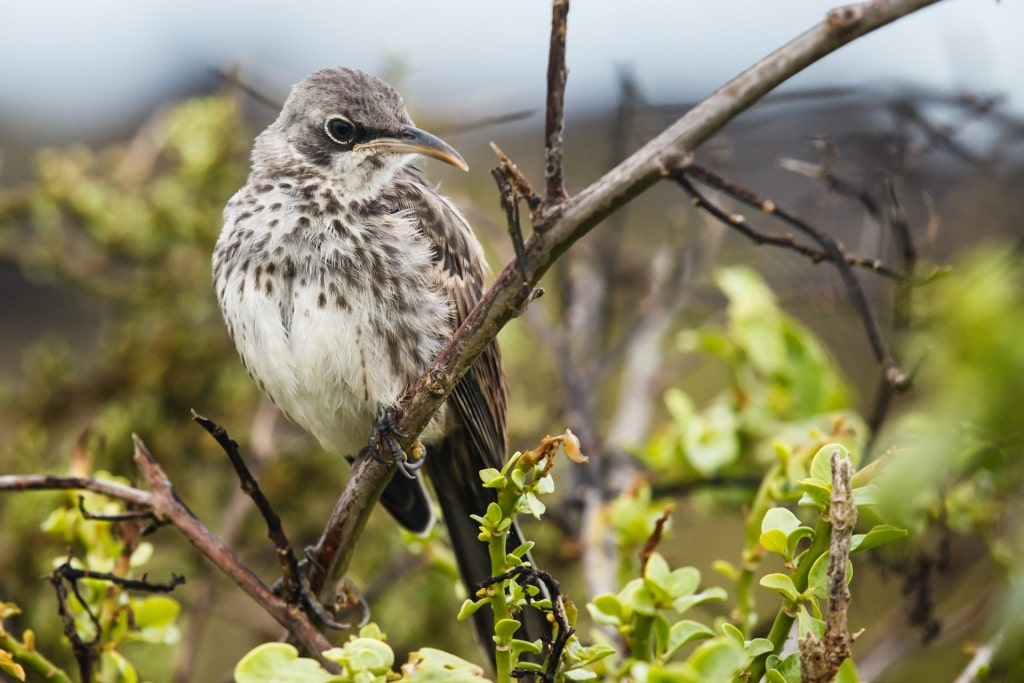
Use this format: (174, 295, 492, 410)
(214, 190, 451, 454)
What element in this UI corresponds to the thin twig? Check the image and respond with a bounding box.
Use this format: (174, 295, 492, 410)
(54, 561, 185, 593)
(190, 413, 303, 600)
(210, 67, 282, 111)
(491, 142, 542, 216)
(491, 165, 529, 292)
(672, 170, 906, 278)
(952, 628, 1005, 683)
(0, 474, 153, 505)
(543, 0, 570, 205)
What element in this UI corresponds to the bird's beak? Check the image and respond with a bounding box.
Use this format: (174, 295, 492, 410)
(354, 125, 469, 172)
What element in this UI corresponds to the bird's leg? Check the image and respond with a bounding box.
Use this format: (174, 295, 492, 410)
(362, 404, 427, 479)
(270, 550, 347, 630)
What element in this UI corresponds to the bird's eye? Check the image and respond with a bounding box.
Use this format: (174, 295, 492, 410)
(325, 117, 356, 144)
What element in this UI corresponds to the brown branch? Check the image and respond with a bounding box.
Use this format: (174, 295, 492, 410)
(128, 435, 339, 669)
(672, 169, 906, 278)
(800, 449, 858, 682)
(174, 399, 280, 683)
(0, 474, 153, 505)
(190, 411, 308, 610)
(298, 0, 944, 640)
(544, 0, 570, 205)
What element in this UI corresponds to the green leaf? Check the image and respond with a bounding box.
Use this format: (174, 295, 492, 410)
(520, 491, 546, 518)
(663, 620, 715, 659)
(760, 508, 805, 557)
(588, 593, 624, 626)
(664, 388, 695, 425)
(786, 526, 815, 561)
(761, 507, 802, 537)
(796, 605, 825, 639)
(0, 650, 25, 682)
(458, 598, 487, 620)
(403, 648, 490, 681)
(619, 578, 657, 616)
(323, 638, 394, 675)
(644, 552, 672, 584)
(852, 484, 882, 507)
(835, 656, 861, 683)
(746, 638, 774, 658)
(101, 650, 139, 683)
(711, 560, 739, 581)
(759, 574, 801, 602)
(850, 524, 908, 553)
(719, 622, 743, 647)
(494, 619, 521, 642)
(797, 479, 832, 510)
(653, 613, 672, 657)
(810, 445, 846, 482)
(684, 637, 746, 680)
(664, 566, 701, 599)
(766, 652, 801, 683)
(132, 594, 180, 628)
(128, 595, 181, 644)
(234, 643, 343, 683)
(479, 468, 505, 489)
(672, 587, 727, 615)
(684, 402, 740, 474)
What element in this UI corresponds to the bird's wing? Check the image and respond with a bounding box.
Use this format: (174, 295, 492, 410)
(389, 169, 507, 467)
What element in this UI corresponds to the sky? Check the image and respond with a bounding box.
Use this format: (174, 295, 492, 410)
(0, 0, 1021, 139)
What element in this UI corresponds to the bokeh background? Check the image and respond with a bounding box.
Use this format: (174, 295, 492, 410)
(1, 1, 1022, 681)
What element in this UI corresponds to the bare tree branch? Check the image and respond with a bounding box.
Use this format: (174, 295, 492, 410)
(129, 435, 339, 668)
(544, 0, 570, 204)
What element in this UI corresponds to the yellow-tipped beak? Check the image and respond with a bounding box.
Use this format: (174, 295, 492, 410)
(354, 125, 468, 172)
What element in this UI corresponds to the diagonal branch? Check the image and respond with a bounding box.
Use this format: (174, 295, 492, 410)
(305, 0, 945, 623)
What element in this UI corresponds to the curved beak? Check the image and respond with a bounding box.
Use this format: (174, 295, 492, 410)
(354, 125, 469, 172)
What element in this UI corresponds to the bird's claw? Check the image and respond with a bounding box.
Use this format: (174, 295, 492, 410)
(271, 553, 346, 630)
(362, 405, 427, 479)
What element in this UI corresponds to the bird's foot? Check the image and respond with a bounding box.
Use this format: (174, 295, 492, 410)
(362, 405, 427, 479)
(271, 552, 349, 630)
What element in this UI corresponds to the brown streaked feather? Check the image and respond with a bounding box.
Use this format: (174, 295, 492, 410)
(388, 168, 508, 465)
(381, 169, 549, 657)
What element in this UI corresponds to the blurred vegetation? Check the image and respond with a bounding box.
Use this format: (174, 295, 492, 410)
(0, 84, 1022, 683)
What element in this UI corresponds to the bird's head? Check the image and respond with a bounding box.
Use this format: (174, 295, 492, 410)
(258, 67, 467, 189)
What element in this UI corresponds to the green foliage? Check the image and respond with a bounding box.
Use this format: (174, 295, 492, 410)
(643, 266, 864, 481)
(234, 624, 490, 683)
(0, 459, 181, 682)
(875, 247, 1024, 538)
(0, 92, 255, 473)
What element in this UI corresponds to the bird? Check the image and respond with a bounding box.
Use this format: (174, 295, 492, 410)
(212, 67, 545, 660)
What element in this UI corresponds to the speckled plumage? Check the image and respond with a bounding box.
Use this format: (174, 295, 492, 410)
(212, 68, 535, 653)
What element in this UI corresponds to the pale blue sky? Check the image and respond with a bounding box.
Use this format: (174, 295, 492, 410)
(1, 0, 1021, 136)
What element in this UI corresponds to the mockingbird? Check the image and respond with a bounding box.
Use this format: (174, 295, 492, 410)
(212, 67, 544, 657)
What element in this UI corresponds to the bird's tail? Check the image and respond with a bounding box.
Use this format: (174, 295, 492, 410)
(425, 435, 551, 667)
